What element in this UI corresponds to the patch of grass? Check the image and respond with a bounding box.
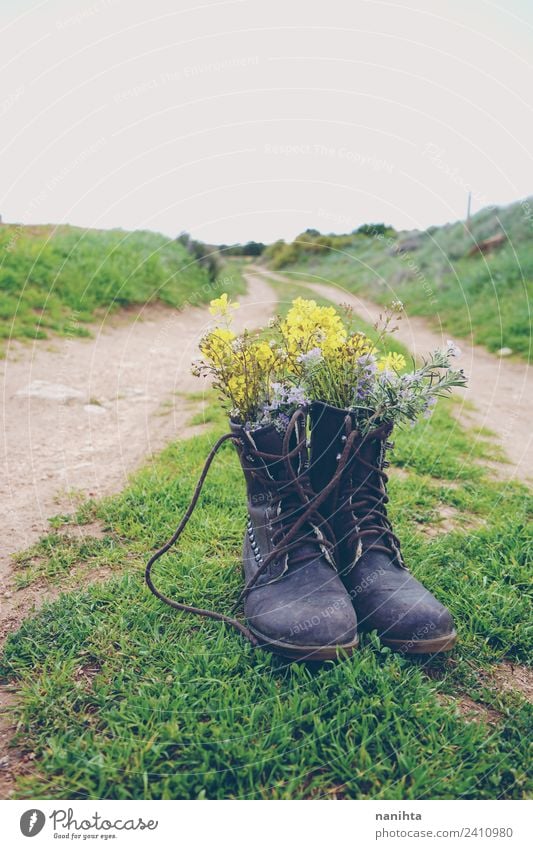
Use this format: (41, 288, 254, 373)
(11, 532, 128, 590)
(0, 225, 245, 352)
(188, 406, 220, 426)
(1, 397, 531, 799)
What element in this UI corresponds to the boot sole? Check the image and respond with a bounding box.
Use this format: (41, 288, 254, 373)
(378, 629, 457, 654)
(248, 626, 359, 661)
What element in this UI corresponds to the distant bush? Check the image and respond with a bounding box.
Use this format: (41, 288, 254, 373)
(219, 241, 265, 257)
(176, 232, 221, 281)
(258, 240, 292, 269)
(355, 223, 394, 237)
(263, 230, 362, 269)
(298, 234, 333, 252)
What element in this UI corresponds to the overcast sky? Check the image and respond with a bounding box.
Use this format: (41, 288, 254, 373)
(1, 0, 532, 244)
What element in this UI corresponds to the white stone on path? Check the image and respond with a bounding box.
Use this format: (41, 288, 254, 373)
(16, 380, 84, 401)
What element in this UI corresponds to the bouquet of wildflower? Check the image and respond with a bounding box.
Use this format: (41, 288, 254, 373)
(192, 293, 295, 428)
(274, 298, 467, 433)
(193, 293, 467, 432)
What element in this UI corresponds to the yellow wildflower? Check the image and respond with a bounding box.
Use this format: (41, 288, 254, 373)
(199, 327, 236, 364)
(281, 298, 347, 361)
(209, 292, 239, 317)
(343, 332, 376, 359)
(253, 340, 277, 369)
(378, 352, 406, 372)
(227, 373, 247, 406)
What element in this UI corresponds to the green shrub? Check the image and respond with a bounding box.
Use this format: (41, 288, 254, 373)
(0, 224, 241, 348)
(262, 198, 533, 360)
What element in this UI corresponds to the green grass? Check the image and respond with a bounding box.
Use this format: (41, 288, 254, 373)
(0, 224, 244, 351)
(1, 395, 531, 799)
(263, 198, 533, 361)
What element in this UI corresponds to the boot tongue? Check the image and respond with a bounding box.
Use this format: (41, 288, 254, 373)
(247, 425, 322, 563)
(351, 433, 385, 486)
(343, 424, 393, 548)
(246, 423, 302, 481)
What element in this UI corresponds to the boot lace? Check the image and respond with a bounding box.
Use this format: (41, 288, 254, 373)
(332, 417, 404, 565)
(145, 409, 340, 646)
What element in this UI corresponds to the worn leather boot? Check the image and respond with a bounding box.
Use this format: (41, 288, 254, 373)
(309, 401, 457, 654)
(146, 408, 358, 661)
(230, 410, 358, 659)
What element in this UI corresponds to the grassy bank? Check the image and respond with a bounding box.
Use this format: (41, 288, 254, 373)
(0, 224, 244, 350)
(263, 199, 533, 360)
(1, 392, 531, 799)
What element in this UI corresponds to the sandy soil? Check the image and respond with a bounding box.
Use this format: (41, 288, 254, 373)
(0, 272, 278, 648)
(1, 274, 277, 568)
(261, 270, 533, 485)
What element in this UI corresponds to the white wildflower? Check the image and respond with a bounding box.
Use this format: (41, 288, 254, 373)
(446, 339, 461, 358)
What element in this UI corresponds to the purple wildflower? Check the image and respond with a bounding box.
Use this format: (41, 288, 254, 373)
(423, 395, 437, 418)
(270, 382, 309, 407)
(298, 347, 323, 367)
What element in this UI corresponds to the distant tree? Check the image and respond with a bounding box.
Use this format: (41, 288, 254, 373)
(176, 231, 191, 248)
(242, 241, 265, 256)
(217, 241, 265, 256)
(355, 223, 392, 237)
(176, 232, 220, 281)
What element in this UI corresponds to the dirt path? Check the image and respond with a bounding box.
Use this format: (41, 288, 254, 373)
(260, 270, 533, 485)
(1, 272, 277, 580)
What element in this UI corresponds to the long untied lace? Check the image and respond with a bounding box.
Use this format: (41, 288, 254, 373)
(145, 410, 341, 647)
(333, 416, 403, 563)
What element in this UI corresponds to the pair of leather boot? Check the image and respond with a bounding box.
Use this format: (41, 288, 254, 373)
(146, 404, 456, 660)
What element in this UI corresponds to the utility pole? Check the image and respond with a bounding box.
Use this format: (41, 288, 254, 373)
(464, 191, 472, 235)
